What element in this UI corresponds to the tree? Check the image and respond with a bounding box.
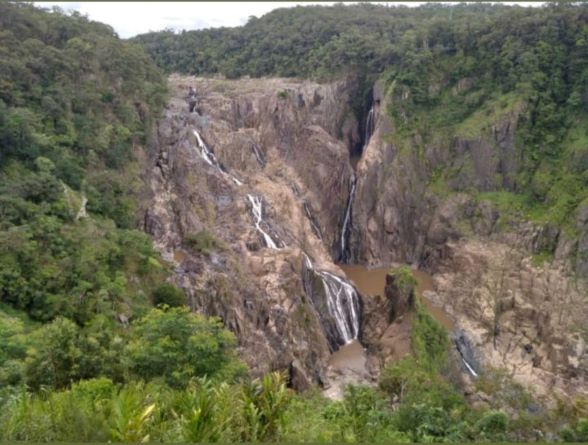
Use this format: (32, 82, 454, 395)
(152, 283, 187, 308)
(127, 307, 245, 387)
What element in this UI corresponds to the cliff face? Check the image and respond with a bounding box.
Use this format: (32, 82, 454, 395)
(142, 76, 361, 387)
(142, 74, 587, 401)
(348, 79, 588, 401)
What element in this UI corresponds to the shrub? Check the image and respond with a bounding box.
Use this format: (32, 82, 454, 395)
(127, 307, 246, 387)
(184, 230, 218, 255)
(153, 283, 187, 307)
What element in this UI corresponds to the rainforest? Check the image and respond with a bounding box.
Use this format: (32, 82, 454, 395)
(0, 2, 587, 442)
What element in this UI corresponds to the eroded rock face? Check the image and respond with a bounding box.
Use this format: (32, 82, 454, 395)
(142, 74, 587, 402)
(430, 239, 588, 402)
(142, 76, 361, 387)
(349, 81, 523, 266)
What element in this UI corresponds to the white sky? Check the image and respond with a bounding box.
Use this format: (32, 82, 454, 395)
(34, 2, 544, 39)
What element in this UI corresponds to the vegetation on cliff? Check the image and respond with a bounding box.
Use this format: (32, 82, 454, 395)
(1, 2, 587, 443)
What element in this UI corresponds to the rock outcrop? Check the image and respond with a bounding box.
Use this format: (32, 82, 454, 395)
(430, 238, 588, 402)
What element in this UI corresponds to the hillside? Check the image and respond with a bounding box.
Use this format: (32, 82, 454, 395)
(1, 2, 587, 443)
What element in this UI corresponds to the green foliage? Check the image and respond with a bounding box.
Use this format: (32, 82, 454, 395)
(0, 373, 291, 443)
(389, 265, 417, 293)
(184, 229, 220, 256)
(561, 418, 588, 442)
(0, 3, 170, 327)
(127, 307, 246, 388)
(240, 372, 290, 441)
(0, 310, 28, 386)
(473, 410, 508, 440)
(411, 302, 450, 371)
(152, 283, 187, 308)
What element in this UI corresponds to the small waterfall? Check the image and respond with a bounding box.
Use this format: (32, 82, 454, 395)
(453, 331, 481, 378)
(364, 105, 375, 145)
(303, 254, 361, 348)
(303, 200, 322, 240)
(247, 194, 283, 249)
(252, 142, 266, 167)
(193, 129, 243, 186)
(339, 174, 357, 262)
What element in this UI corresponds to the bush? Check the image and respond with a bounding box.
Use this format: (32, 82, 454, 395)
(474, 410, 508, 440)
(153, 283, 186, 307)
(184, 230, 219, 255)
(127, 307, 246, 387)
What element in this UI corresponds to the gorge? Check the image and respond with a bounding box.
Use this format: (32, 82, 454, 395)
(1, 2, 588, 442)
(144, 74, 587, 404)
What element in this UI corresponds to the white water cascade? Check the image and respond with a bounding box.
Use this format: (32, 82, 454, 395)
(247, 194, 283, 249)
(364, 105, 375, 146)
(193, 129, 243, 186)
(339, 104, 375, 262)
(303, 200, 323, 240)
(339, 174, 357, 262)
(303, 254, 361, 346)
(252, 143, 266, 167)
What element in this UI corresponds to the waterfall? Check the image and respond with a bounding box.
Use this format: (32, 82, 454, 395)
(453, 332, 481, 378)
(193, 129, 243, 186)
(339, 174, 357, 262)
(252, 143, 266, 167)
(303, 200, 322, 240)
(338, 103, 375, 262)
(364, 105, 375, 145)
(303, 254, 361, 348)
(247, 194, 283, 249)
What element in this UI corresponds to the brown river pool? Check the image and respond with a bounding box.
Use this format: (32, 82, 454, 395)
(328, 264, 455, 372)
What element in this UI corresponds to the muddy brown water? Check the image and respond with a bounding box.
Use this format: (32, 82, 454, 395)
(329, 264, 454, 372)
(340, 265, 454, 331)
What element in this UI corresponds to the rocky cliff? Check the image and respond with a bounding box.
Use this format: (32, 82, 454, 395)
(142, 74, 587, 402)
(349, 78, 588, 402)
(143, 75, 363, 387)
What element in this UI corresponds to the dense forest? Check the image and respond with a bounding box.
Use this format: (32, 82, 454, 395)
(1, 2, 588, 443)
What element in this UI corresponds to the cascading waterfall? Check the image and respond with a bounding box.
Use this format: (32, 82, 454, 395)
(193, 129, 244, 186)
(454, 332, 481, 378)
(247, 194, 283, 249)
(303, 254, 361, 348)
(339, 174, 356, 262)
(303, 200, 323, 240)
(339, 103, 375, 263)
(252, 142, 266, 167)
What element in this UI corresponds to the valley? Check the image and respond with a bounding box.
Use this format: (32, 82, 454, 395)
(1, 2, 587, 442)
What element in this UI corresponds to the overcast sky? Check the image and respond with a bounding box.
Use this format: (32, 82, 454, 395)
(34, 2, 544, 39)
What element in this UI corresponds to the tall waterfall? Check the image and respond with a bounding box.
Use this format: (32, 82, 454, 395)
(252, 143, 266, 167)
(193, 129, 243, 186)
(247, 194, 283, 249)
(364, 105, 375, 146)
(338, 104, 375, 263)
(303, 200, 323, 240)
(303, 254, 361, 348)
(339, 174, 356, 262)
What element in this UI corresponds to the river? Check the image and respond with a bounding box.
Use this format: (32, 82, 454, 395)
(328, 264, 454, 373)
